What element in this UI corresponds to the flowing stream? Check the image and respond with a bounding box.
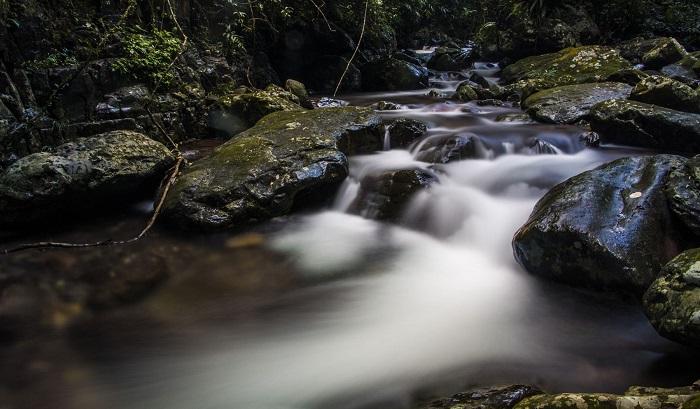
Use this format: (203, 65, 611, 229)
(5, 61, 700, 409)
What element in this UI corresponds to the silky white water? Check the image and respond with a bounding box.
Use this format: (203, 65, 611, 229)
(91, 99, 683, 409)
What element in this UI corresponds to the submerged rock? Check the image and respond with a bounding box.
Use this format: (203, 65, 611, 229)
(630, 75, 700, 114)
(501, 46, 631, 98)
(361, 57, 429, 91)
(349, 168, 438, 221)
(523, 82, 632, 124)
(590, 99, 700, 152)
(0, 130, 174, 227)
(163, 107, 383, 230)
(666, 156, 700, 236)
(422, 385, 543, 409)
(645, 248, 700, 349)
(513, 155, 686, 294)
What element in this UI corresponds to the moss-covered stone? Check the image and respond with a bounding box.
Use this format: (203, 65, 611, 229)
(208, 85, 304, 136)
(630, 75, 700, 114)
(513, 155, 687, 295)
(642, 37, 688, 70)
(501, 46, 632, 98)
(455, 82, 480, 102)
(665, 156, 700, 236)
(590, 99, 700, 152)
(0, 130, 175, 227)
(163, 107, 383, 230)
(644, 248, 700, 348)
(515, 392, 695, 409)
(523, 82, 632, 124)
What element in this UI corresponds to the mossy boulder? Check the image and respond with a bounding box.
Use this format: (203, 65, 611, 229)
(666, 156, 700, 236)
(523, 82, 632, 124)
(208, 85, 304, 137)
(618, 37, 683, 65)
(630, 75, 700, 114)
(384, 118, 427, 149)
(644, 248, 700, 348)
(0, 130, 175, 227)
(455, 83, 479, 102)
(515, 391, 696, 409)
(513, 155, 687, 295)
(590, 99, 700, 153)
(642, 38, 688, 70)
(163, 107, 383, 230)
(348, 168, 438, 221)
(361, 57, 429, 91)
(421, 385, 544, 409)
(501, 47, 632, 98)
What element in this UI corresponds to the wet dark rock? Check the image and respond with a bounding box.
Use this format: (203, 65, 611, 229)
(392, 51, 422, 66)
(315, 97, 349, 109)
(579, 131, 601, 147)
(605, 69, 651, 86)
(427, 47, 474, 71)
(422, 385, 543, 409)
(526, 138, 559, 155)
(163, 107, 383, 230)
(0, 130, 174, 227)
(361, 57, 429, 91)
(349, 168, 438, 221)
(415, 133, 489, 163)
(306, 55, 361, 94)
(662, 52, 700, 83)
(385, 118, 427, 149)
(590, 99, 700, 153)
(513, 155, 687, 295)
(645, 248, 700, 349)
(665, 157, 700, 236)
(501, 47, 631, 98)
(630, 75, 700, 114)
(523, 82, 632, 124)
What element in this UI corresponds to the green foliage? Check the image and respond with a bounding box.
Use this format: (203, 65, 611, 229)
(24, 50, 78, 70)
(112, 27, 181, 88)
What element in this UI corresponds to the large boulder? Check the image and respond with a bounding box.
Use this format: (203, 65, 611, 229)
(0, 130, 175, 226)
(163, 107, 383, 230)
(513, 155, 687, 295)
(501, 47, 632, 98)
(666, 156, 700, 236)
(644, 248, 700, 349)
(590, 99, 700, 153)
(523, 82, 632, 124)
(630, 75, 700, 114)
(642, 38, 688, 70)
(361, 57, 429, 91)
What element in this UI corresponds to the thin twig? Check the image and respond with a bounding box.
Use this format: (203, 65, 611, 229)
(333, 0, 369, 97)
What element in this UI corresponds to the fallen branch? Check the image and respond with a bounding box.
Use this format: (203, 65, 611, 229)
(333, 0, 369, 97)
